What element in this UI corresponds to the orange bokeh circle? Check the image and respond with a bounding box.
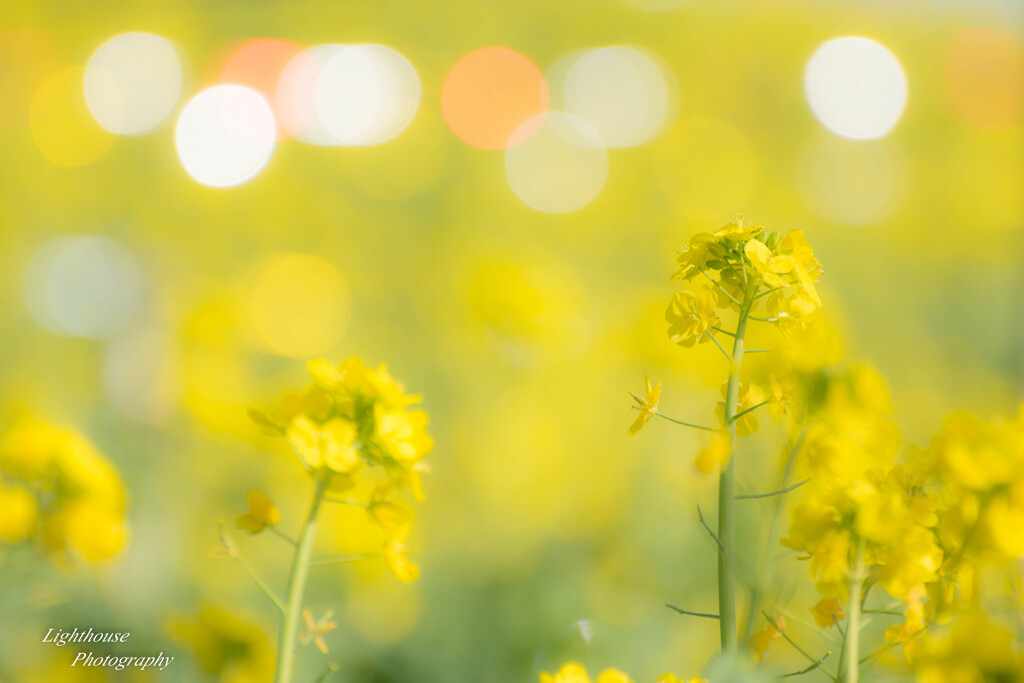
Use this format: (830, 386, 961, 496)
(216, 38, 304, 139)
(442, 47, 549, 150)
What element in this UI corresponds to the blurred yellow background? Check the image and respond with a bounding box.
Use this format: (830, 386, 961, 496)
(0, 0, 1021, 680)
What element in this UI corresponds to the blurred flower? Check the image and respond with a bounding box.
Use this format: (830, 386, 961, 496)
(811, 596, 846, 628)
(0, 417, 128, 563)
(666, 287, 719, 347)
(299, 608, 337, 654)
(628, 375, 662, 436)
(750, 614, 785, 662)
(695, 430, 732, 474)
(539, 663, 635, 683)
(235, 489, 280, 535)
(744, 238, 795, 288)
(716, 381, 766, 437)
(167, 606, 274, 682)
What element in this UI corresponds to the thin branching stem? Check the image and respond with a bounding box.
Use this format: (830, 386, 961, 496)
(712, 326, 736, 337)
(708, 333, 734, 363)
(233, 553, 285, 613)
(653, 412, 715, 431)
(737, 479, 809, 500)
(753, 286, 782, 301)
(307, 553, 377, 567)
(730, 399, 769, 424)
(702, 270, 742, 307)
(696, 505, 724, 550)
(666, 604, 720, 620)
(858, 642, 898, 665)
(763, 611, 837, 682)
(781, 651, 832, 678)
(269, 526, 298, 547)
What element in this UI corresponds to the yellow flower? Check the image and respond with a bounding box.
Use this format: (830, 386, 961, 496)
(286, 416, 361, 473)
(767, 291, 819, 338)
(750, 614, 785, 661)
(628, 375, 662, 436)
(656, 677, 706, 683)
(744, 238, 795, 288)
(671, 233, 717, 281)
(695, 430, 732, 474)
(779, 230, 823, 306)
(167, 606, 275, 680)
(375, 406, 433, 463)
(595, 669, 633, 683)
(0, 418, 128, 563)
(539, 662, 591, 683)
(716, 381, 766, 437)
(299, 608, 337, 654)
(367, 485, 415, 537)
(0, 485, 37, 544)
(884, 586, 926, 646)
(383, 525, 420, 583)
(236, 489, 281, 535)
(666, 287, 719, 347)
(767, 376, 793, 423)
(714, 214, 762, 242)
(811, 596, 846, 628)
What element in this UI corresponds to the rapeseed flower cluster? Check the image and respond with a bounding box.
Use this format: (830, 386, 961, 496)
(538, 662, 706, 683)
(226, 357, 432, 683)
(247, 357, 432, 582)
(0, 417, 128, 563)
(780, 373, 1024, 679)
(631, 216, 828, 663)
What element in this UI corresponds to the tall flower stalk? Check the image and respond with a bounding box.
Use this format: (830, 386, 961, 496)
(216, 358, 433, 683)
(631, 215, 824, 655)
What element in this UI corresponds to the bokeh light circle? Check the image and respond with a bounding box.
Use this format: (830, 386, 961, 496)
(276, 44, 346, 146)
(175, 85, 276, 187)
(317, 45, 420, 145)
(0, 27, 58, 129)
(804, 36, 907, 139)
(797, 133, 896, 226)
(218, 38, 303, 138)
(443, 47, 549, 150)
(104, 327, 182, 425)
(84, 32, 183, 135)
(30, 67, 115, 166)
(252, 254, 350, 358)
(555, 46, 674, 148)
(505, 112, 607, 213)
(23, 236, 142, 339)
(944, 28, 1023, 130)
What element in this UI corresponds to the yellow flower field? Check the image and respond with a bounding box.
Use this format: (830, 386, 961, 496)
(1, 0, 1022, 681)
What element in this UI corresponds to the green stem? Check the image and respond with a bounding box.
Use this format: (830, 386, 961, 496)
(718, 287, 753, 652)
(275, 475, 329, 683)
(842, 540, 867, 683)
(741, 431, 805, 643)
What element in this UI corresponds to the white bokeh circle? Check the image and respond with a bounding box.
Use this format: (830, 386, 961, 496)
(175, 85, 276, 187)
(505, 112, 608, 213)
(84, 32, 183, 135)
(804, 36, 907, 140)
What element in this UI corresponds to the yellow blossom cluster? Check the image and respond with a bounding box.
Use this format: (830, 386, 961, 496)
(909, 613, 1024, 683)
(538, 662, 705, 683)
(781, 367, 943, 652)
(166, 606, 275, 682)
(667, 216, 822, 349)
(247, 357, 432, 583)
(0, 417, 128, 563)
(659, 216, 824, 473)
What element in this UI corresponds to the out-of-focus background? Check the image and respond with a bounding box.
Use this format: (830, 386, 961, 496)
(0, 0, 1021, 680)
